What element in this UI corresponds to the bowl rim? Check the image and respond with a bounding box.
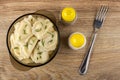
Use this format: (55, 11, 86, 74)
(6, 13, 60, 67)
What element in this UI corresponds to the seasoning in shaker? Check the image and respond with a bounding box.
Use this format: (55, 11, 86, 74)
(61, 7, 77, 25)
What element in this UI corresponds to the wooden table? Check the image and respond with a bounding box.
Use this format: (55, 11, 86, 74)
(0, 0, 120, 80)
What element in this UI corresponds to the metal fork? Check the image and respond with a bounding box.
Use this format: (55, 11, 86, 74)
(79, 6, 109, 75)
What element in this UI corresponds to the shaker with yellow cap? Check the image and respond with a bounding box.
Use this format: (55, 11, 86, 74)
(68, 32, 86, 50)
(61, 7, 77, 25)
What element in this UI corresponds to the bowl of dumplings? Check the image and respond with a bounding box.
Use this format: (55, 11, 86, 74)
(6, 12, 60, 67)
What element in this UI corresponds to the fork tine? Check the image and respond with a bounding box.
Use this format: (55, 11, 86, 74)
(99, 6, 106, 21)
(97, 6, 105, 20)
(96, 6, 104, 20)
(96, 5, 109, 22)
(100, 6, 109, 22)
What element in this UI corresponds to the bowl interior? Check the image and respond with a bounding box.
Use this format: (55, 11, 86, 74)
(7, 13, 60, 67)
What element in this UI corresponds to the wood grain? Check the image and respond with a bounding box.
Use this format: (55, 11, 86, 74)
(0, 0, 120, 80)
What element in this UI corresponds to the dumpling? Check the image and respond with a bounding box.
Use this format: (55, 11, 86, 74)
(14, 22, 21, 32)
(10, 34, 19, 56)
(31, 44, 49, 63)
(14, 19, 33, 45)
(25, 15, 37, 25)
(32, 19, 54, 40)
(27, 36, 38, 54)
(38, 31, 58, 52)
(44, 19, 54, 29)
(10, 34, 24, 60)
(21, 36, 38, 59)
(44, 31, 58, 48)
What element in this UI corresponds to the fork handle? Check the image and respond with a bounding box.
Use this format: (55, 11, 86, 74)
(79, 31, 97, 75)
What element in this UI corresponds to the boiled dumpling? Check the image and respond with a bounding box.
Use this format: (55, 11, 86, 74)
(32, 19, 53, 40)
(21, 36, 38, 59)
(31, 44, 49, 63)
(44, 19, 54, 29)
(14, 22, 21, 32)
(10, 34, 24, 60)
(14, 19, 33, 45)
(38, 31, 58, 52)
(10, 34, 19, 57)
(44, 31, 58, 50)
(25, 15, 37, 25)
(31, 51, 49, 64)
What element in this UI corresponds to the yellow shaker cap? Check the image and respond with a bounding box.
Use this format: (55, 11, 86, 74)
(62, 7, 76, 22)
(69, 32, 86, 50)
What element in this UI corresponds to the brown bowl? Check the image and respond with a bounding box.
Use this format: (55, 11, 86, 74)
(6, 11, 60, 67)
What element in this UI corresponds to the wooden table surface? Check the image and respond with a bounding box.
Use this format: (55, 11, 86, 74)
(1, 0, 120, 80)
